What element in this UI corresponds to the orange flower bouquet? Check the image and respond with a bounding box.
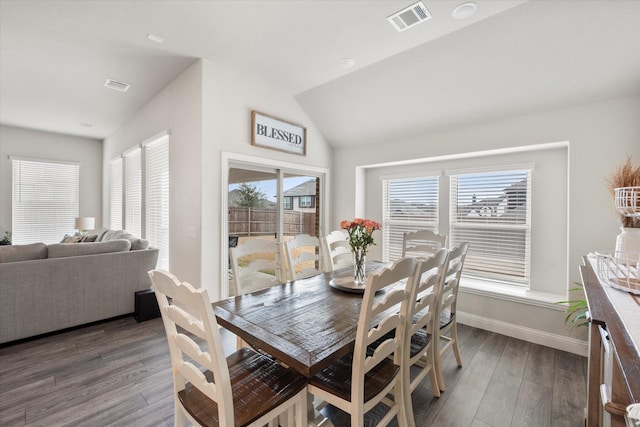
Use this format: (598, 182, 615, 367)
(340, 218, 382, 284)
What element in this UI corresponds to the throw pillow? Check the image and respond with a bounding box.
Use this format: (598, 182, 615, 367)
(100, 229, 149, 250)
(80, 234, 98, 243)
(61, 234, 82, 244)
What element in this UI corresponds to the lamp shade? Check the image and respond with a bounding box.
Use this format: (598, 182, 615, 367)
(75, 217, 95, 231)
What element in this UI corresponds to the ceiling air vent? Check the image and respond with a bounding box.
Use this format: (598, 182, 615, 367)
(104, 78, 130, 92)
(387, 1, 431, 32)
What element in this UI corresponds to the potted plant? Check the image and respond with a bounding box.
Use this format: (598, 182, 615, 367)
(0, 231, 11, 246)
(558, 283, 589, 328)
(607, 157, 640, 255)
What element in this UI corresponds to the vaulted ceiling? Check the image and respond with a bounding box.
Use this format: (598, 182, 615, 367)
(1, 0, 639, 148)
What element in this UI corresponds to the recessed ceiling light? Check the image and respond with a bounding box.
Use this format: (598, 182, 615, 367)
(452, 2, 477, 19)
(338, 58, 355, 68)
(146, 33, 164, 43)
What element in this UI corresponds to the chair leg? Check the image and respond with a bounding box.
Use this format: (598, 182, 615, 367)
(403, 356, 415, 427)
(435, 344, 446, 392)
(174, 402, 187, 427)
(398, 376, 412, 427)
(427, 348, 440, 398)
(296, 390, 307, 427)
(451, 323, 463, 367)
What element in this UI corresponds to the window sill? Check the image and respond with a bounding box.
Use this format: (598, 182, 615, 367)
(459, 277, 566, 311)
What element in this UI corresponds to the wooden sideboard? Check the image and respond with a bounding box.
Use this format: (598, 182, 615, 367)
(580, 256, 640, 427)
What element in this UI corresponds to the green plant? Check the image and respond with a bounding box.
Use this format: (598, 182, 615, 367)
(0, 231, 11, 245)
(557, 282, 589, 328)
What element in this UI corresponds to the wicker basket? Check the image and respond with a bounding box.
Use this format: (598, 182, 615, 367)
(595, 252, 640, 295)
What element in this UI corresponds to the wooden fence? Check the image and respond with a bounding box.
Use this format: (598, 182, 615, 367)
(228, 208, 317, 237)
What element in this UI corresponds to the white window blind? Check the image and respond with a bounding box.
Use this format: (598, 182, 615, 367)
(12, 158, 79, 244)
(110, 157, 123, 230)
(382, 175, 439, 261)
(449, 169, 531, 285)
(145, 136, 170, 270)
(124, 147, 142, 237)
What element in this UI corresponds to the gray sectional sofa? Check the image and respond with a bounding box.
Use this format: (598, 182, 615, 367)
(0, 231, 159, 344)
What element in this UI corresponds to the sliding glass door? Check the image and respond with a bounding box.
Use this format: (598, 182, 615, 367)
(225, 161, 324, 297)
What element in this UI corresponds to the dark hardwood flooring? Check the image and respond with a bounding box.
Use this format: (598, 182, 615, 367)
(0, 316, 586, 427)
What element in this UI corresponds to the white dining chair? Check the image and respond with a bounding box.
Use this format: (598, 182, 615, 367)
(283, 234, 323, 281)
(402, 229, 447, 258)
(401, 248, 449, 426)
(149, 270, 308, 427)
(321, 229, 353, 272)
(229, 238, 285, 296)
(307, 257, 417, 427)
(433, 242, 469, 392)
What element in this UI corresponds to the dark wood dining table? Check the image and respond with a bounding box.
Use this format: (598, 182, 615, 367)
(212, 262, 387, 379)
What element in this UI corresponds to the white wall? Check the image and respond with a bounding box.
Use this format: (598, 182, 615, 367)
(0, 125, 102, 238)
(332, 95, 640, 353)
(102, 59, 333, 301)
(103, 60, 203, 288)
(201, 60, 332, 300)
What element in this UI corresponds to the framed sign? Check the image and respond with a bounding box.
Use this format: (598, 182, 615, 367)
(251, 111, 306, 156)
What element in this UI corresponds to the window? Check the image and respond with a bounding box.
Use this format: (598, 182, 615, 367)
(110, 132, 170, 269)
(124, 147, 142, 238)
(449, 169, 531, 285)
(12, 158, 79, 244)
(283, 196, 292, 210)
(382, 175, 439, 261)
(299, 195, 314, 208)
(145, 136, 170, 270)
(110, 158, 123, 230)
(381, 167, 532, 286)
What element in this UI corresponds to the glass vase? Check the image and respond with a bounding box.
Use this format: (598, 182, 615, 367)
(353, 248, 366, 285)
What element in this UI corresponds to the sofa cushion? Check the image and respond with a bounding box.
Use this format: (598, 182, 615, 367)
(61, 234, 83, 243)
(100, 229, 149, 250)
(0, 243, 47, 263)
(47, 240, 131, 258)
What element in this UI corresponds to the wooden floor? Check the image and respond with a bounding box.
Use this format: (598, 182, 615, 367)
(0, 316, 587, 427)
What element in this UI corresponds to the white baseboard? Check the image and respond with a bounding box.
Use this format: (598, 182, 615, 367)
(457, 311, 588, 357)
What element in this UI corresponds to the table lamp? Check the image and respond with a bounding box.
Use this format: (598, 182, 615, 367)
(75, 217, 95, 235)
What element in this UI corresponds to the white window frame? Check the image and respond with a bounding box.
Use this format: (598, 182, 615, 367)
(448, 166, 532, 286)
(381, 165, 533, 287)
(11, 157, 80, 244)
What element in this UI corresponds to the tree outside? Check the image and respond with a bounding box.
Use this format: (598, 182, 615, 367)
(235, 183, 269, 208)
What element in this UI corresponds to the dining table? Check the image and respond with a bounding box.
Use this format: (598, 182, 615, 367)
(212, 261, 389, 426)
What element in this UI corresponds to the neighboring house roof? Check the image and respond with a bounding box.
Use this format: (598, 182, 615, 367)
(283, 179, 316, 197)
